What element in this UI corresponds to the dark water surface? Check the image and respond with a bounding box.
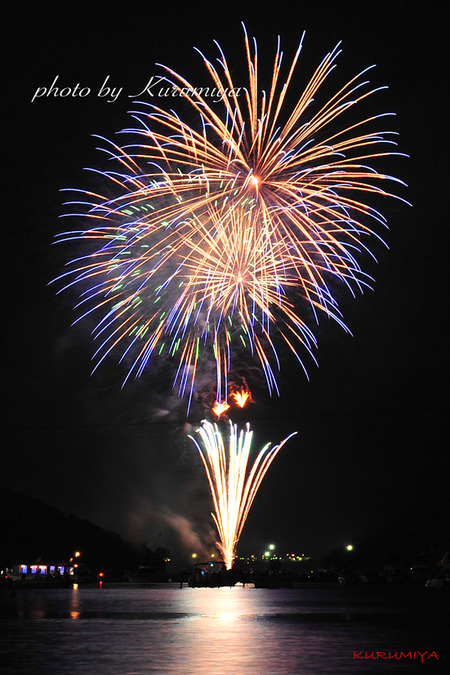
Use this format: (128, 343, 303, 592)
(1, 584, 448, 673)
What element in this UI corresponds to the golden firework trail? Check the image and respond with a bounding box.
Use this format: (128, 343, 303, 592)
(189, 419, 297, 570)
(212, 400, 230, 418)
(54, 25, 408, 408)
(230, 388, 251, 408)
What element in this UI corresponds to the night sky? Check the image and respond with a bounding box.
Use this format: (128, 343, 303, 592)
(3, 3, 448, 565)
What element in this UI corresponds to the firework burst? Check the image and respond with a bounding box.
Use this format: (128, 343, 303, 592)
(54, 25, 407, 407)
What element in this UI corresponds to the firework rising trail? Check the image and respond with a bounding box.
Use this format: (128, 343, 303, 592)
(189, 419, 297, 569)
(54, 24, 408, 408)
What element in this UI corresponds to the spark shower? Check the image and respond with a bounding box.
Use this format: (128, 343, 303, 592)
(55, 25, 406, 567)
(189, 420, 297, 570)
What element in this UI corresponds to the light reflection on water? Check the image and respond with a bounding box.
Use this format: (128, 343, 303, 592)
(0, 585, 448, 674)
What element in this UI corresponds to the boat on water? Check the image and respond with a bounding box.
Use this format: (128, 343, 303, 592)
(3, 561, 75, 588)
(128, 566, 170, 583)
(188, 561, 238, 587)
(425, 574, 450, 589)
(252, 573, 295, 589)
(128, 546, 171, 583)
